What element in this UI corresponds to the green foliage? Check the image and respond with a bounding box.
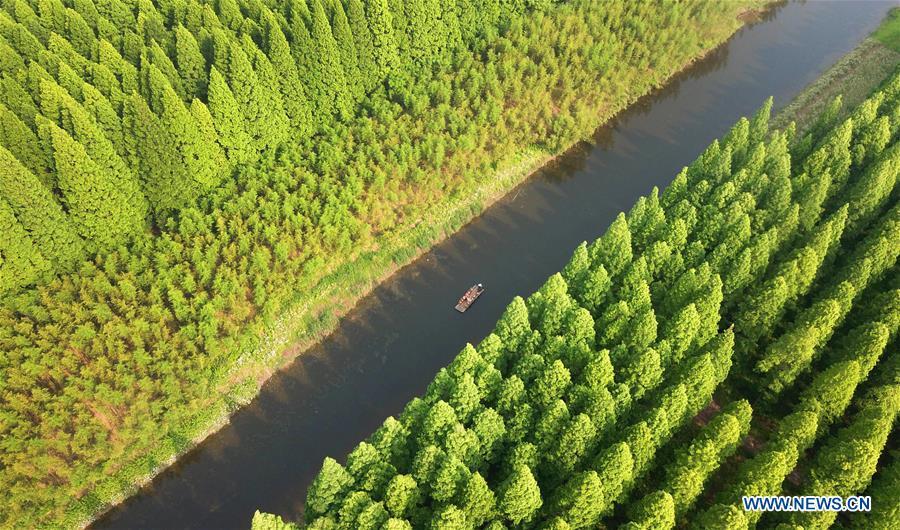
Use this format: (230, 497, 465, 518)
(497, 464, 542, 525)
(0, 144, 84, 269)
(11, 2, 899, 528)
(624, 490, 675, 530)
(250, 511, 300, 530)
(43, 118, 143, 249)
(782, 386, 900, 530)
(0, 196, 50, 292)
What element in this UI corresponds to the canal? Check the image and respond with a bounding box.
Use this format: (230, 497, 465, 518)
(95, 1, 896, 528)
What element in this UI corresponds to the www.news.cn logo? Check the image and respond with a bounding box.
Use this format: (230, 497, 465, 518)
(742, 496, 872, 512)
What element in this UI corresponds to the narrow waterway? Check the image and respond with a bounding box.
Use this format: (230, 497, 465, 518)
(95, 2, 896, 528)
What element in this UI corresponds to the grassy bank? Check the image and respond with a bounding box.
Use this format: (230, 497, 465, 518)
(772, 31, 900, 133)
(65, 9, 768, 530)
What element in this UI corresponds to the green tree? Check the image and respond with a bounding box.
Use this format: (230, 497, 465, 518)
(146, 65, 227, 208)
(305, 0, 351, 119)
(365, 0, 399, 80)
(624, 490, 675, 530)
(846, 454, 899, 529)
(533, 360, 571, 408)
(207, 67, 253, 166)
(383, 474, 419, 519)
(307, 457, 355, 518)
(222, 41, 288, 153)
(0, 144, 84, 268)
(174, 25, 207, 98)
(429, 504, 467, 530)
(250, 511, 300, 530)
(497, 464, 542, 525)
(459, 472, 496, 527)
(243, 37, 292, 149)
(589, 213, 632, 277)
(546, 413, 597, 481)
(345, 0, 378, 92)
(797, 360, 861, 430)
(0, 197, 51, 292)
(42, 118, 143, 249)
(661, 401, 750, 516)
(547, 470, 604, 529)
(327, 0, 363, 100)
(786, 386, 899, 530)
(749, 96, 772, 145)
(261, 9, 313, 137)
(494, 296, 532, 356)
(0, 101, 52, 183)
(692, 503, 749, 529)
(39, 80, 149, 223)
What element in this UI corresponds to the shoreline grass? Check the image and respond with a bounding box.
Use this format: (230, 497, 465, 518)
(772, 37, 900, 134)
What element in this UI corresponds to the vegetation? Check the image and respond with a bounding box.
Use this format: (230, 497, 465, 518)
(274, 67, 900, 529)
(873, 7, 900, 52)
(0, 0, 764, 527)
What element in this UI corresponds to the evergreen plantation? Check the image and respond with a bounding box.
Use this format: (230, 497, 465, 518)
(0, 0, 766, 527)
(259, 71, 900, 529)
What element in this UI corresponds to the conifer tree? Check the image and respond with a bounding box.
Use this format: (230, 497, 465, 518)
(365, 0, 399, 80)
(146, 65, 226, 207)
(0, 144, 83, 269)
(224, 41, 288, 152)
(497, 464, 542, 525)
(207, 66, 253, 165)
(383, 474, 419, 519)
(786, 386, 899, 530)
(122, 90, 183, 211)
(80, 80, 123, 154)
(624, 490, 675, 530)
(148, 40, 187, 101)
(589, 213, 632, 277)
(305, 0, 350, 119)
(0, 73, 39, 128)
(404, 0, 446, 67)
(245, 37, 291, 144)
(660, 401, 751, 516)
(43, 118, 143, 249)
(455, 471, 493, 525)
(327, 0, 363, 101)
(592, 441, 634, 506)
(345, 0, 378, 92)
(846, 454, 899, 529)
(261, 9, 313, 137)
(547, 471, 605, 529)
(174, 25, 207, 98)
(39, 80, 149, 221)
(0, 196, 51, 292)
(0, 101, 52, 183)
(307, 457, 355, 518)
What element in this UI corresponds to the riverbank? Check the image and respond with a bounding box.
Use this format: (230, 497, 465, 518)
(772, 31, 900, 133)
(72, 6, 765, 530)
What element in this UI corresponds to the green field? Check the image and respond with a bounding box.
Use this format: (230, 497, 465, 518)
(0, 0, 765, 527)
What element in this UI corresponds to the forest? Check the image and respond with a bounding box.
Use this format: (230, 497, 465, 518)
(257, 69, 900, 529)
(0, 0, 763, 527)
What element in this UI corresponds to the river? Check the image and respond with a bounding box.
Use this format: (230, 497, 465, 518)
(95, 1, 896, 528)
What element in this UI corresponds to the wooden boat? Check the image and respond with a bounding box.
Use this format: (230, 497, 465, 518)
(455, 283, 485, 313)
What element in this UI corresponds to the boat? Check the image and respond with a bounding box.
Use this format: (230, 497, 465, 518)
(455, 283, 485, 313)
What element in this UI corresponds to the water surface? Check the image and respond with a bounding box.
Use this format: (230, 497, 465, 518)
(95, 2, 896, 528)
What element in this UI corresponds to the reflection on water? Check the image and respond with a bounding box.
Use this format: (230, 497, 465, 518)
(95, 2, 896, 529)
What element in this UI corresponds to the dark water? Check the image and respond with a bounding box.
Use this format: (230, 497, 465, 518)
(95, 2, 896, 528)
